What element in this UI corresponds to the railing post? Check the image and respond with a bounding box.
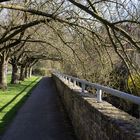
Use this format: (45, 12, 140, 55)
(68, 78, 71, 84)
(96, 89, 102, 102)
(65, 77, 67, 81)
(66, 77, 69, 82)
(64, 76, 67, 82)
(73, 80, 76, 87)
(82, 83, 85, 93)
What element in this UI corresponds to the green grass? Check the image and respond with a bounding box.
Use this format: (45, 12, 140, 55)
(0, 75, 41, 134)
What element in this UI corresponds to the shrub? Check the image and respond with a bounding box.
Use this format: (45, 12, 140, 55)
(128, 75, 140, 96)
(33, 68, 46, 76)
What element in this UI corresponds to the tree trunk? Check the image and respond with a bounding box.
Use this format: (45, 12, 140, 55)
(19, 66, 25, 81)
(28, 67, 32, 78)
(24, 67, 28, 78)
(11, 64, 19, 84)
(0, 60, 7, 89)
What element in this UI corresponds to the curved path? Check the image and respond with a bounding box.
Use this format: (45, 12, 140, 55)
(2, 77, 77, 140)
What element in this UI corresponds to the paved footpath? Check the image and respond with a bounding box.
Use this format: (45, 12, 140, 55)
(2, 77, 77, 140)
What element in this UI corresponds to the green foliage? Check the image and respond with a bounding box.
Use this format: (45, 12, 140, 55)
(128, 75, 140, 96)
(33, 68, 47, 76)
(0, 75, 41, 134)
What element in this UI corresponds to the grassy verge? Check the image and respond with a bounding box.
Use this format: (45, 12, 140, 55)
(0, 75, 41, 134)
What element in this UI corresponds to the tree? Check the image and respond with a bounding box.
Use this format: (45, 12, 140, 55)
(0, 0, 140, 92)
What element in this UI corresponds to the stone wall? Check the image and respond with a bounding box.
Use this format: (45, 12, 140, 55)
(52, 74, 140, 140)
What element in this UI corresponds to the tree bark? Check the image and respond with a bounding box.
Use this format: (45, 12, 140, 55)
(19, 66, 25, 81)
(24, 67, 28, 78)
(0, 60, 8, 89)
(11, 64, 19, 84)
(28, 67, 32, 78)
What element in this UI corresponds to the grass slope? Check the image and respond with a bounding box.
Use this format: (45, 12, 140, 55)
(0, 75, 41, 134)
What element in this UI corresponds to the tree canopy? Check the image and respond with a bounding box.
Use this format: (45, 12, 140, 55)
(0, 0, 139, 93)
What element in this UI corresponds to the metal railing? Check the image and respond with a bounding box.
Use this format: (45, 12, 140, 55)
(54, 72, 140, 105)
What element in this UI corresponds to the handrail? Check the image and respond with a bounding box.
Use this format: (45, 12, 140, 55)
(53, 72, 140, 105)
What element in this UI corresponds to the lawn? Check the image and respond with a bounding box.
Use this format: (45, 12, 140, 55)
(0, 75, 41, 134)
